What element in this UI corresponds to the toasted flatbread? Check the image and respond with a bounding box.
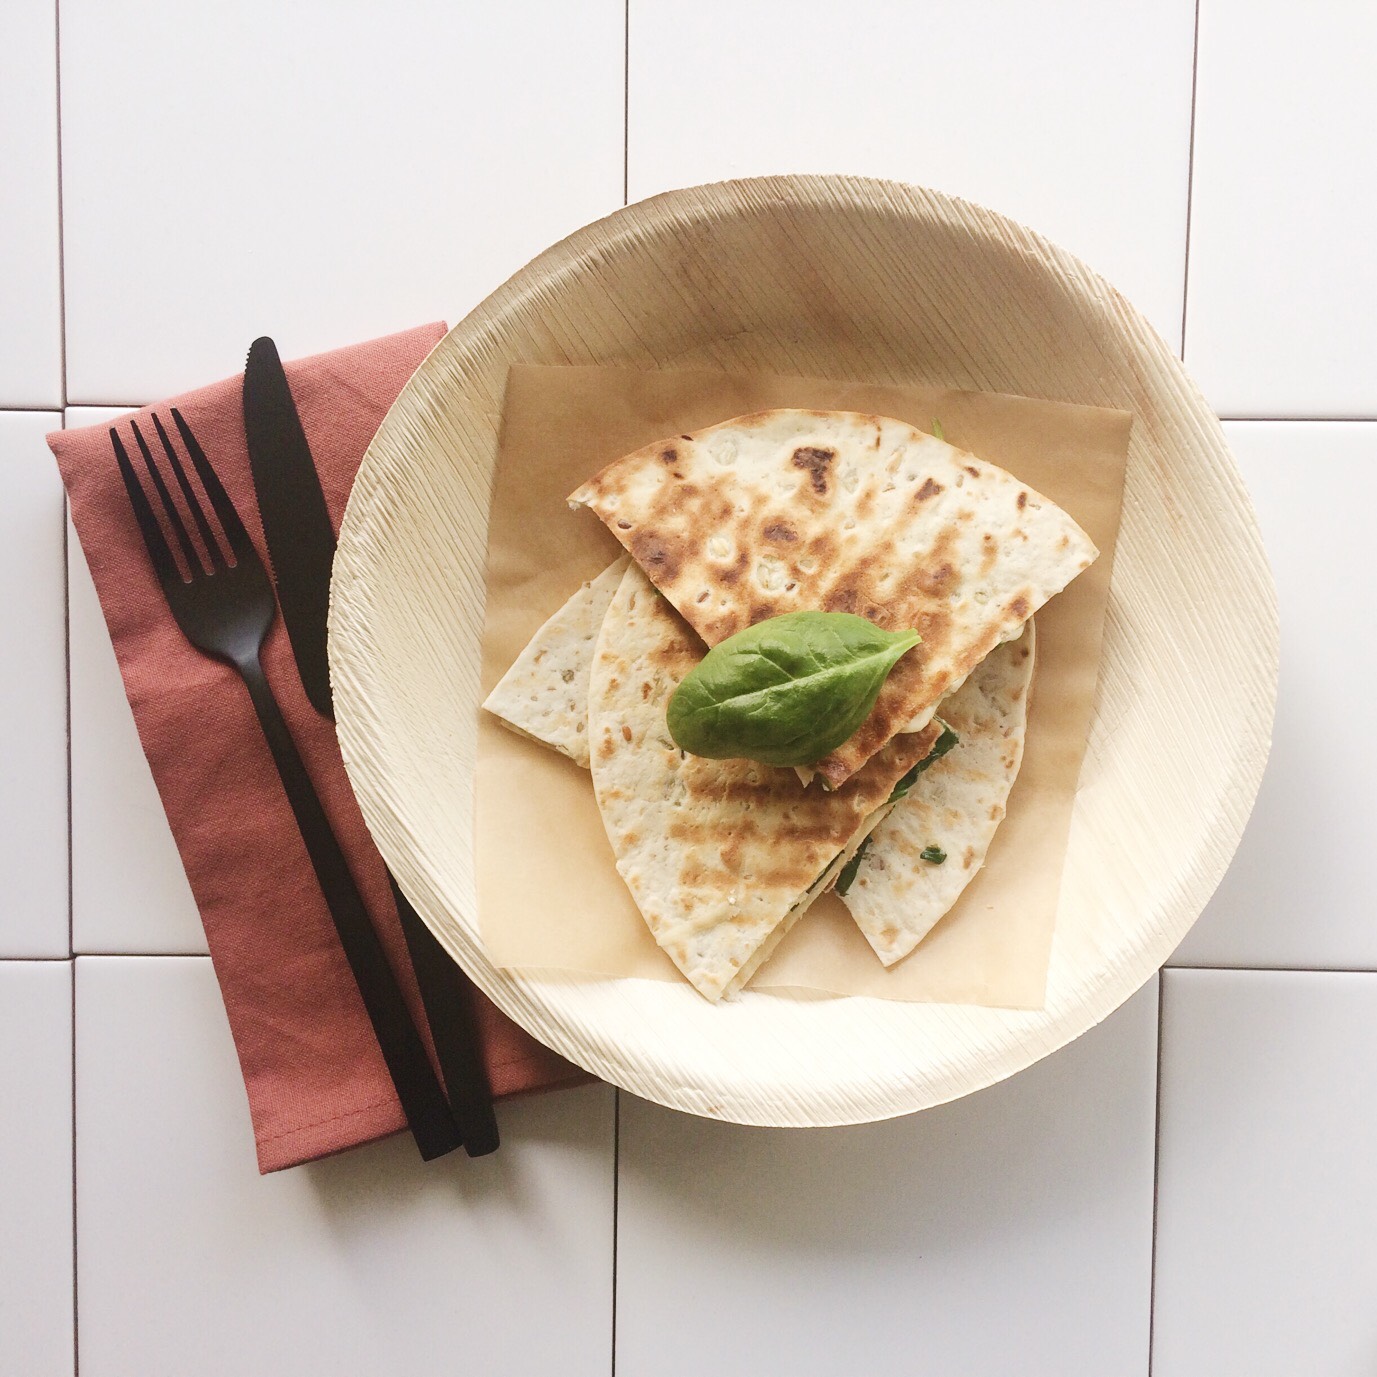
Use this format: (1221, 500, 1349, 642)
(569, 410, 1093, 787)
(840, 622, 1035, 965)
(482, 556, 629, 767)
(588, 563, 940, 1001)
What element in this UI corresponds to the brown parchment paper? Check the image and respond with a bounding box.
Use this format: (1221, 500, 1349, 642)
(476, 365, 1130, 1008)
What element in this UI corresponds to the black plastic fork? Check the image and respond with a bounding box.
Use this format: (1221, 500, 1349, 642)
(112, 408, 461, 1161)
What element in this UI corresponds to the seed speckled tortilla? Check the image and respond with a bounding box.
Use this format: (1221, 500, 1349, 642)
(842, 621, 1036, 965)
(482, 556, 628, 766)
(569, 410, 1093, 787)
(588, 562, 940, 1001)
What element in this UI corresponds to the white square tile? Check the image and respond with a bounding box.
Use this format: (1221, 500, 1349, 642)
(615, 983, 1158, 1377)
(1154, 970, 1377, 1375)
(0, 961, 74, 1377)
(0, 0, 62, 407)
(1185, 2, 1377, 415)
(76, 956, 615, 1377)
(1171, 422, 1377, 968)
(629, 0, 1194, 348)
(66, 408, 205, 953)
(59, 0, 624, 405)
(0, 412, 69, 957)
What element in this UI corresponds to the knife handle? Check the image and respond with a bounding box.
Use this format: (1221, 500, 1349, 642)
(392, 877, 501, 1157)
(236, 651, 461, 1161)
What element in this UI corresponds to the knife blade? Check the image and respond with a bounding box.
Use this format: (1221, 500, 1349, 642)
(242, 336, 499, 1157)
(242, 337, 336, 717)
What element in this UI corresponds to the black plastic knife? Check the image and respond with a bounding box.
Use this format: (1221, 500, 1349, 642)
(242, 336, 499, 1157)
(242, 338, 336, 718)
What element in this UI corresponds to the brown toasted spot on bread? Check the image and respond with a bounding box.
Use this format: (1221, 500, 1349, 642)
(716, 551, 749, 586)
(790, 445, 836, 495)
(920, 561, 956, 596)
(980, 532, 999, 574)
(631, 530, 682, 584)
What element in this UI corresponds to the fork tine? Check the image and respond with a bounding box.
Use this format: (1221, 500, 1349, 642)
(130, 418, 199, 576)
(111, 427, 181, 587)
(152, 412, 224, 570)
(171, 408, 253, 563)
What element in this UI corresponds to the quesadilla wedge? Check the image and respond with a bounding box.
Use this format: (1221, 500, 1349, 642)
(840, 622, 1035, 966)
(569, 410, 1094, 787)
(589, 563, 941, 1001)
(482, 556, 629, 767)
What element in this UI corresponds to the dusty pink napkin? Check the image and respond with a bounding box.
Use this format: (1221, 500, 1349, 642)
(51, 325, 587, 1173)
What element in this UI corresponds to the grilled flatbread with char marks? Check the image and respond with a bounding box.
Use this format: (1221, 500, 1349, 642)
(841, 622, 1035, 965)
(570, 409, 1093, 788)
(588, 563, 941, 1001)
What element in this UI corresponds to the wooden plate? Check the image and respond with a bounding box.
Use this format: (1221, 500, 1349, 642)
(329, 176, 1277, 1125)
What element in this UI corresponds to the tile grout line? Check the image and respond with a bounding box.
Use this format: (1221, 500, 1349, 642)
(63, 494, 71, 964)
(54, 0, 68, 410)
(612, 13, 628, 1372)
(1168, 964, 1377, 975)
(1178, 0, 1201, 361)
(66, 951, 211, 960)
(610, 1089, 620, 1377)
(622, 0, 629, 205)
(1146, 971, 1167, 1375)
(54, 1, 78, 1367)
(1216, 414, 1377, 423)
(70, 958, 78, 1377)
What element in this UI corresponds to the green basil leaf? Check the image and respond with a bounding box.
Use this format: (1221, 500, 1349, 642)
(920, 844, 947, 864)
(885, 722, 959, 805)
(834, 835, 873, 896)
(666, 611, 921, 766)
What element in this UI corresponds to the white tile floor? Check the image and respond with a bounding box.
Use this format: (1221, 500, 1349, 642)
(5, 4, 1373, 1374)
(0, 962, 73, 1377)
(1185, 1, 1377, 416)
(75, 959, 615, 1377)
(0, 0, 62, 408)
(0, 412, 68, 959)
(1154, 971, 1377, 1375)
(58, 0, 624, 404)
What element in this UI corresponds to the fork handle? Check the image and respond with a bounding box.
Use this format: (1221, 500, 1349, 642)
(235, 650, 461, 1161)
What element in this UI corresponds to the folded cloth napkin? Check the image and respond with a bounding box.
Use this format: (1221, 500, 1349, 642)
(51, 325, 587, 1173)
